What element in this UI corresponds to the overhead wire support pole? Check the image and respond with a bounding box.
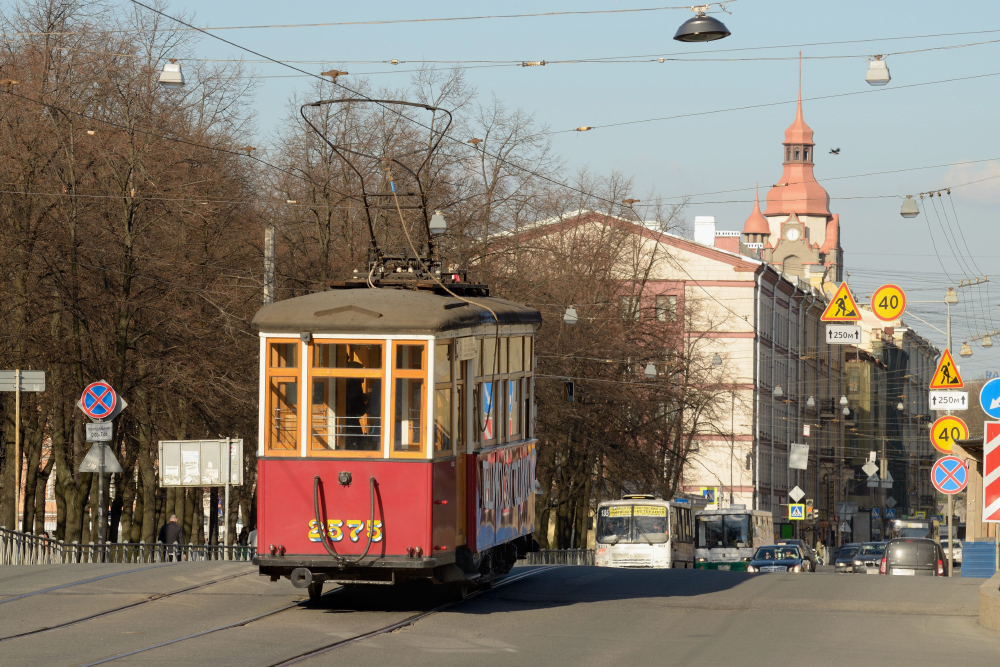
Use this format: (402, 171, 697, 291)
(14, 369, 20, 532)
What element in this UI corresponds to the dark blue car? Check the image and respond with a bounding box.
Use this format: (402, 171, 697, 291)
(746, 545, 807, 573)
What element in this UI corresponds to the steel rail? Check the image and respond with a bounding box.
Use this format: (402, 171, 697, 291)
(0, 571, 254, 643)
(0, 563, 174, 606)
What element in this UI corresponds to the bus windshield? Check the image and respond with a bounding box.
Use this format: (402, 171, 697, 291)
(888, 520, 935, 540)
(696, 513, 751, 549)
(596, 504, 669, 544)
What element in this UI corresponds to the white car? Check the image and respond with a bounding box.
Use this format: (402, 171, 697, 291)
(941, 539, 962, 564)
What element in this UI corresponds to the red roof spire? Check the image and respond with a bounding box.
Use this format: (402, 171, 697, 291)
(743, 182, 770, 235)
(784, 52, 814, 145)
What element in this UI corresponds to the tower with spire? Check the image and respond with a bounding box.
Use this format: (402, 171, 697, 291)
(741, 65, 842, 285)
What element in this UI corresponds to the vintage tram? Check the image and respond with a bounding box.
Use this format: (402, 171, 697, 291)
(251, 272, 541, 597)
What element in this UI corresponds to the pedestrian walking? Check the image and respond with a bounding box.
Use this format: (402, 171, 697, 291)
(815, 539, 826, 565)
(158, 514, 185, 562)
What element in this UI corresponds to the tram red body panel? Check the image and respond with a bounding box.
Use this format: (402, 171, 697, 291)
(258, 459, 439, 557)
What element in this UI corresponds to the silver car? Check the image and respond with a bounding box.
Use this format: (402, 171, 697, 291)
(852, 542, 887, 574)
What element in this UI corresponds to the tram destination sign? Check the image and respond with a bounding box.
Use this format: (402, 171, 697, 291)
(825, 324, 861, 345)
(929, 390, 968, 411)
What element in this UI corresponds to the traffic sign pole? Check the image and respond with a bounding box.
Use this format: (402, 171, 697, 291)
(14, 369, 20, 531)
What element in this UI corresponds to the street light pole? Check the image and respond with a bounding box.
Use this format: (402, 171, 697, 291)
(944, 287, 957, 577)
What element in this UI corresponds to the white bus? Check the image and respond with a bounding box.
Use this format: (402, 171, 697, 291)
(694, 506, 774, 572)
(594, 495, 696, 569)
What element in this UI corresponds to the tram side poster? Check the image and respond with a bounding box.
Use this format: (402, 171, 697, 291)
(476, 441, 536, 550)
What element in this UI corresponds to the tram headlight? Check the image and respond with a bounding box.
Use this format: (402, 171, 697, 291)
(697, 557, 706, 562)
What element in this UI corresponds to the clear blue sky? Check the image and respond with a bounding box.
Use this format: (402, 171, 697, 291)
(159, 0, 1000, 377)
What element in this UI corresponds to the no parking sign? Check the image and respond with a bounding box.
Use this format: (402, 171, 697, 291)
(930, 456, 968, 495)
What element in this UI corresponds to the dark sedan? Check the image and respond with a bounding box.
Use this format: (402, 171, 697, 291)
(746, 545, 807, 573)
(834, 543, 861, 573)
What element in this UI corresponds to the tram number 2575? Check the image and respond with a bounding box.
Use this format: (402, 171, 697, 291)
(307, 519, 383, 543)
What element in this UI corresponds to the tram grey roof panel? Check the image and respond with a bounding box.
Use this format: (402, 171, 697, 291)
(252, 288, 542, 334)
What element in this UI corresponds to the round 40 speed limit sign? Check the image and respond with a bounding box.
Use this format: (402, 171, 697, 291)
(871, 284, 906, 322)
(930, 415, 968, 454)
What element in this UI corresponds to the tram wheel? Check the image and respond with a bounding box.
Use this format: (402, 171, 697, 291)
(307, 580, 324, 600)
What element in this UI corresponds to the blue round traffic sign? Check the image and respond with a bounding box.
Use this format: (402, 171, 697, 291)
(980, 378, 1000, 420)
(81, 381, 118, 420)
(931, 456, 968, 495)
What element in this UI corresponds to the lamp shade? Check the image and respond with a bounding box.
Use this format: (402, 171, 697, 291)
(773, 385, 784, 398)
(806, 396, 816, 408)
(159, 61, 185, 88)
(983, 335, 993, 348)
(712, 354, 722, 366)
(900, 196, 919, 218)
(644, 363, 657, 379)
(429, 210, 447, 235)
(865, 59, 890, 86)
(563, 307, 579, 325)
(944, 288, 959, 305)
(960, 342, 973, 357)
(673, 13, 731, 42)
(839, 395, 848, 406)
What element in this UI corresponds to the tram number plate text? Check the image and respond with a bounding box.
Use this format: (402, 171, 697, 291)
(307, 519, 383, 543)
(826, 324, 861, 345)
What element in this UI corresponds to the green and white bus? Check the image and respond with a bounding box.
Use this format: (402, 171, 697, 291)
(694, 506, 774, 571)
(594, 495, 697, 568)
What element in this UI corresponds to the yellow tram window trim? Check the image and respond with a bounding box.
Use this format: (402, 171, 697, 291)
(264, 338, 303, 456)
(307, 341, 385, 457)
(390, 342, 427, 458)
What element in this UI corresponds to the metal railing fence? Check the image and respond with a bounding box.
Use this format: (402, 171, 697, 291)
(525, 549, 595, 566)
(0, 526, 254, 565)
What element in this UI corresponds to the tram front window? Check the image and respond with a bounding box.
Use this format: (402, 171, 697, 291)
(310, 343, 383, 452)
(596, 506, 632, 544)
(393, 344, 425, 455)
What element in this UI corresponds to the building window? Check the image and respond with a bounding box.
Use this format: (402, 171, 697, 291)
(794, 148, 801, 160)
(786, 147, 791, 161)
(803, 148, 810, 161)
(620, 295, 640, 321)
(656, 295, 677, 322)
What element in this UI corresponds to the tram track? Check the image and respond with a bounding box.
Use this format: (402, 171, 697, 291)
(0, 570, 254, 643)
(73, 565, 561, 667)
(0, 562, 175, 606)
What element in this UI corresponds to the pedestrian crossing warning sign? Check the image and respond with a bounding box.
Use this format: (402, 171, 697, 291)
(821, 283, 862, 322)
(930, 349, 964, 389)
(789, 504, 805, 520)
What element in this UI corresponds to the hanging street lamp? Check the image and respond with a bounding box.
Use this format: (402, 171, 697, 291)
(900, 195, 919, 218)
(865, 56, 890, 86)
(563, 307, 579, 325)
(158, 59, 185, 88)
(673, 6, 731, 42)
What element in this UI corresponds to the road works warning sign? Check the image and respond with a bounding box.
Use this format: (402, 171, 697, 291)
(929, 349, 964, 389)
(821, 283, 862, 322)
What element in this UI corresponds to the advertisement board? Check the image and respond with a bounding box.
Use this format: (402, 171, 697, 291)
(475, 441, 536, 550)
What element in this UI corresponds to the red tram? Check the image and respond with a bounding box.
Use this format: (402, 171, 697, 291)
(251, 274, 541, 597)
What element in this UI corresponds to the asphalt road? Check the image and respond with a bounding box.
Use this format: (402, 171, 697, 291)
(0, 562, 996, 666)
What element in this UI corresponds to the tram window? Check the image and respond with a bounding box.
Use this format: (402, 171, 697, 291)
(507, 380, 521, 438)
(434, 388, 451, 453)
(314, 343, 381, 369)
(479, 381, 497, 442)
(310, 377, 382, 452)
(269, 343, 298, 368)
(499, 337, 508, 374)
(267, 378, 298, 451)
(394, 378, 424, 453)
(481, 338, 497, 376)
(457, 385, 466, 451)
(525, 337, 533, 371)
(396, 345, 423, 370)
(435, 342, 452, 383)
(509, 336, 523, 373)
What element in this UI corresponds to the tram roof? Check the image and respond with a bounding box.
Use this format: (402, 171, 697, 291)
(252, 287, 541, 335)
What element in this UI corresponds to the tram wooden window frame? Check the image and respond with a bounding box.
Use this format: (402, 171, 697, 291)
(390, 341, 428, 459)
(433, 340, 455, 458)
(264, 337, 303, 457)
(306, 340, 386, 458)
